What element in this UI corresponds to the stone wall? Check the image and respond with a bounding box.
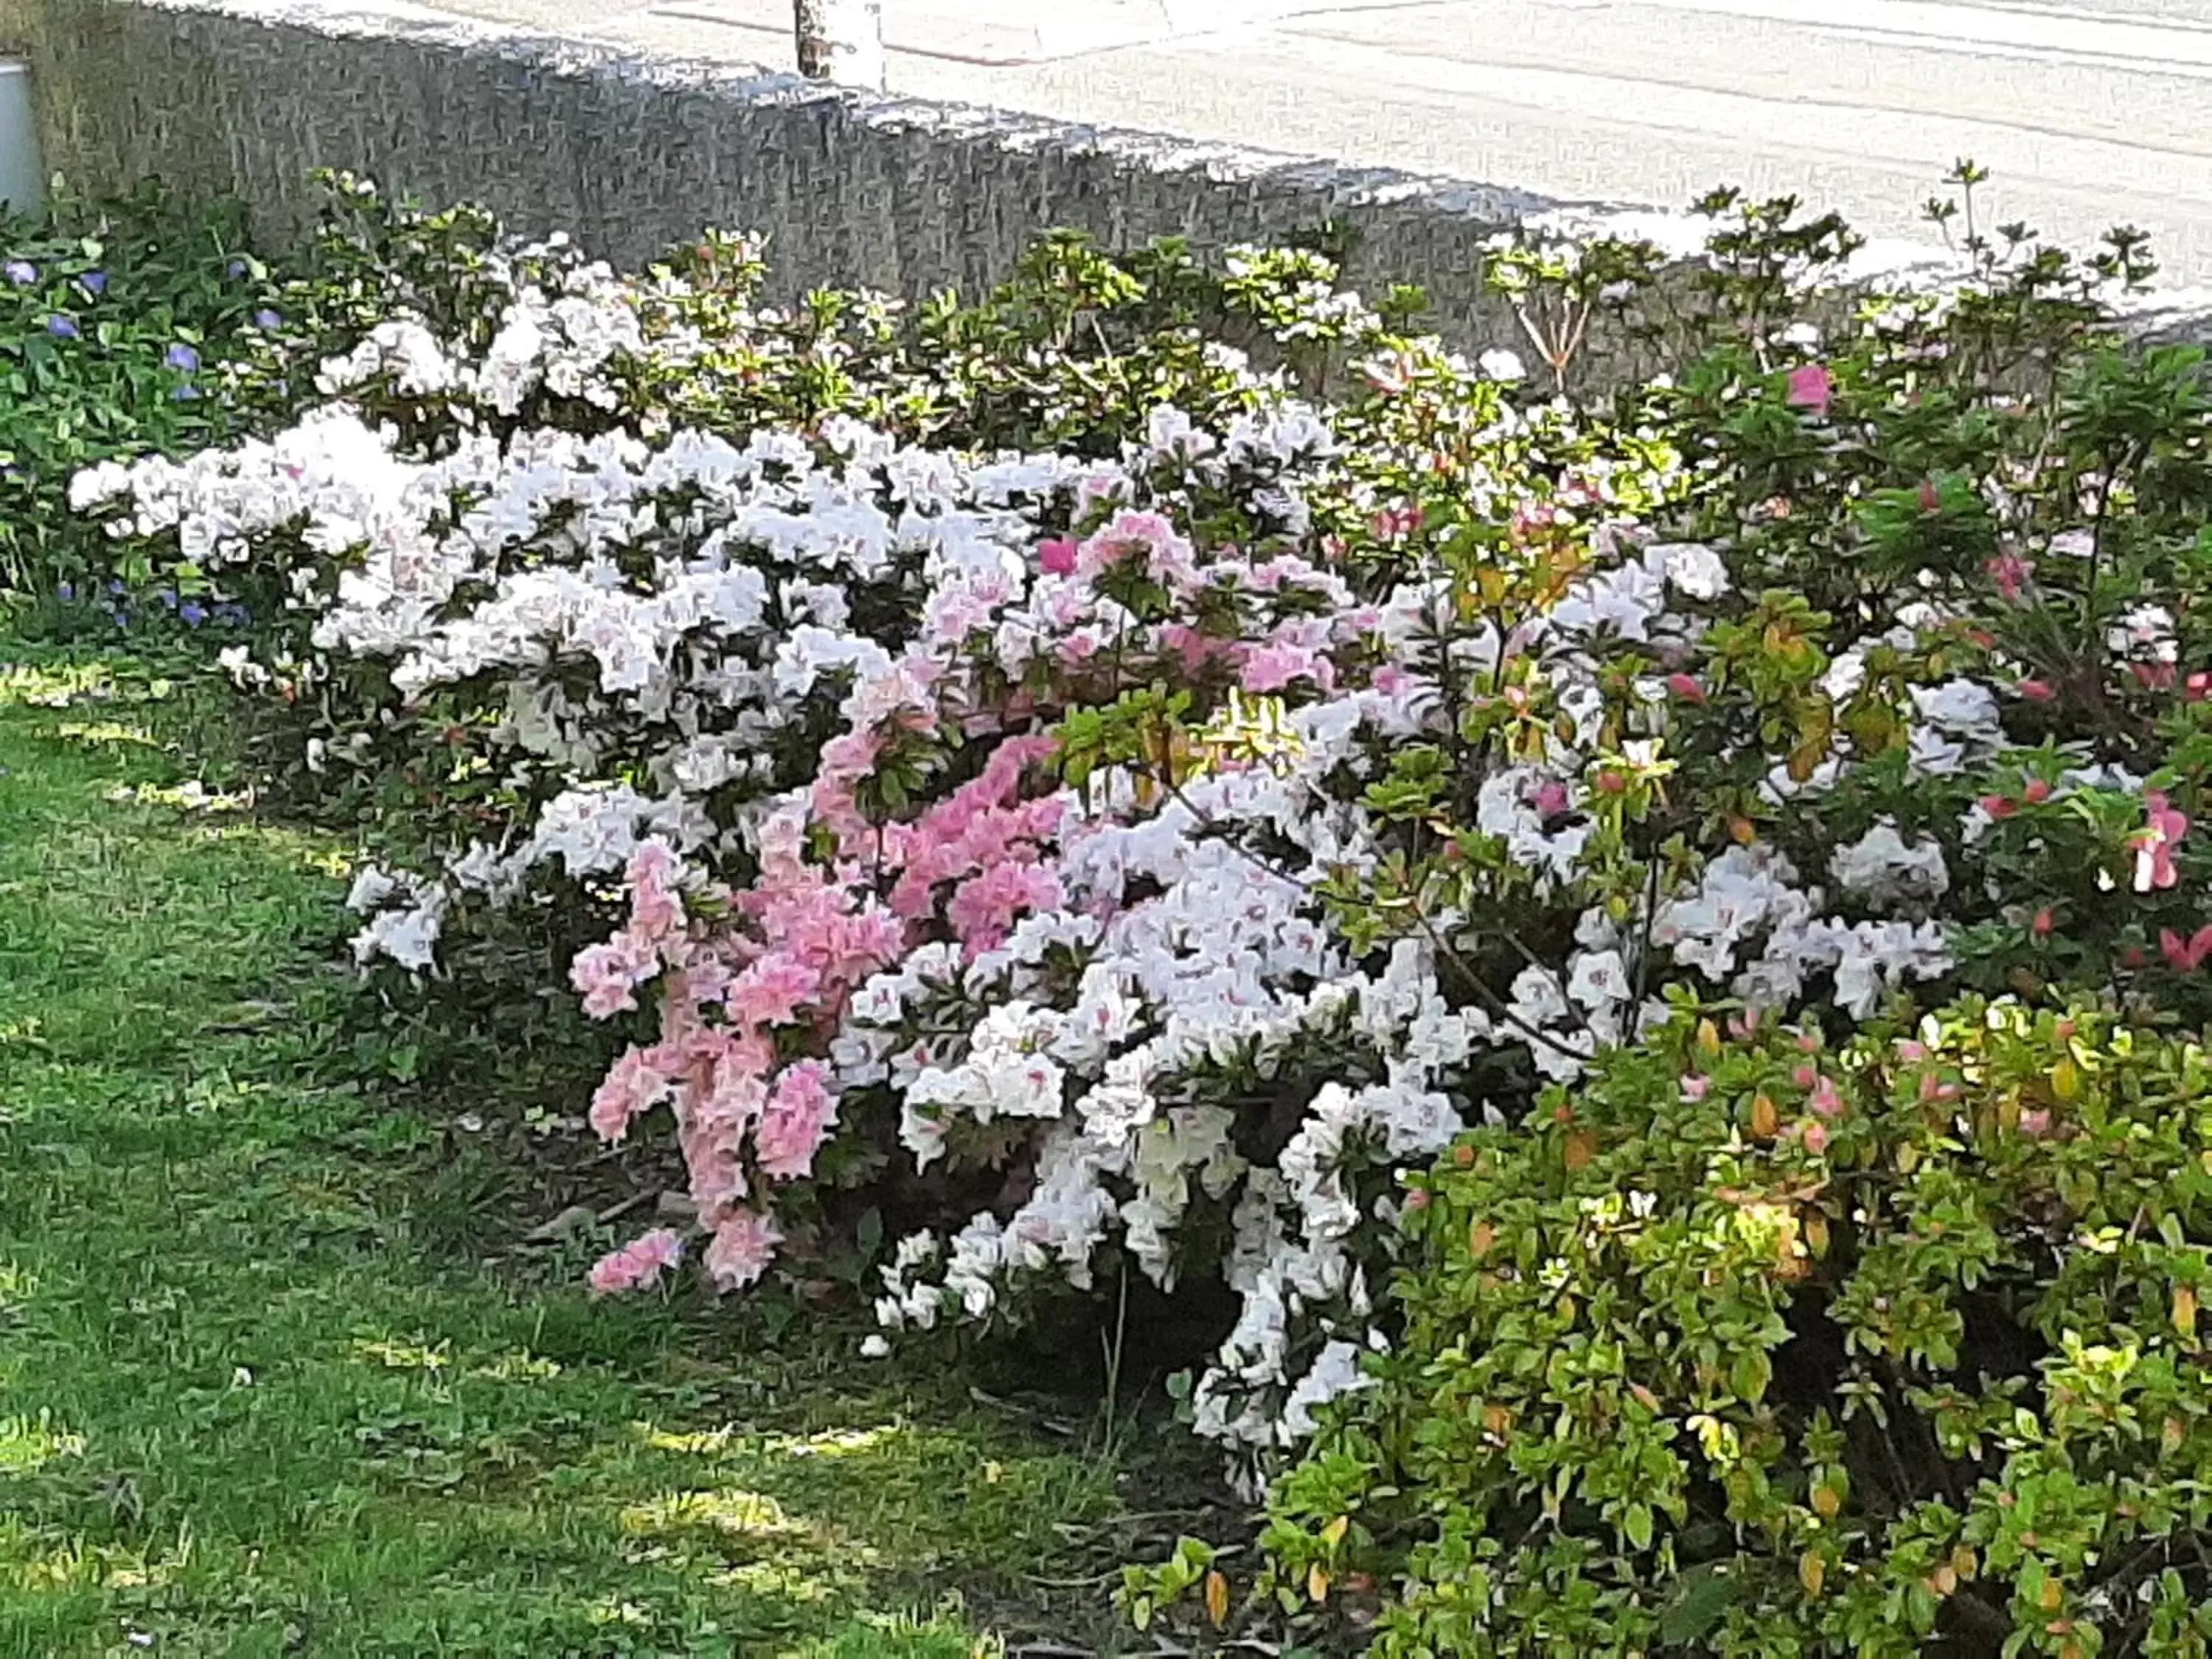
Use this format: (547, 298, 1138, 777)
(10, 0, 2211, 395)
(0, 0, 1695, 355)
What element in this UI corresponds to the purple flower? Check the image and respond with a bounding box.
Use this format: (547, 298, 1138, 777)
(253, 308, 282, 330)
(212, 602, 251, 628)
(77, 270, 107, 296)
(55, 580, 74, 602)
(172, 384, 201, 402)
(4, 260, 35, 286)
(226, 258, 248, 279)
(165, 342, 201, 374)
(46, 315, 78, 339)
(178, 599, 209, 627)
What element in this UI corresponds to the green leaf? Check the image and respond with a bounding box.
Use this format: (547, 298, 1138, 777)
(1658, 1562, 1740, 1646)
(1624, 1502, 1654, 1551)
(1730, 1347, 1773, 1405)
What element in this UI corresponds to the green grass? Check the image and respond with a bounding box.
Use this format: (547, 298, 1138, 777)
(0, 659, 1140, 1658)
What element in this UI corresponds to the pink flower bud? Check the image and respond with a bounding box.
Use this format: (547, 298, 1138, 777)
(1785, 363, 1834, 416)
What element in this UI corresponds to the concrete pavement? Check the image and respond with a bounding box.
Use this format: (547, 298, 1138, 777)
(379, 0, 2212, 284)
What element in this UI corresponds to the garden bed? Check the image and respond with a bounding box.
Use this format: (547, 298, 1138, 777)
(10, 166, 2212, 1657)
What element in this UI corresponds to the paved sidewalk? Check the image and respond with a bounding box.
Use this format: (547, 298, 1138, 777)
(413, 0, 2212, 284)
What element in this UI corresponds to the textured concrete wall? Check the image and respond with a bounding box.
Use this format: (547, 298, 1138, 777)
(0, 0, 1690, 355)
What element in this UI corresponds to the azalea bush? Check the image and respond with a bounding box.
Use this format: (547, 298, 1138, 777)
(1261, 995, 2212, 1658)
(1224, 189, 2212, 1653)
(66, 157, 2212, 1594)
(71, 178, 1659, 1455)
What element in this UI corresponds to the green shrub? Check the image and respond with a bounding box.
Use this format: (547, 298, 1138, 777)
(1262, 996, 2212, 1657)
(0, 184, 281, 594)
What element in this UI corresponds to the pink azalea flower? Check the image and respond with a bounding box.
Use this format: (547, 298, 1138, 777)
(1037, 537, 1078, 576)
(1785, 364, 1834, 416)
(755, 1061, 840, 1180)
(1241, 641, 1324, 694)
(703, 1209, 783, 1291)
(1371, 504, 1424, 540)
(1076, 509, 1198, 591)
(1808, 1077, 1846, 1119)
(1680, 1074, 1711, 1102)
(627, 838, 687, 939)
(1984, 552, 2034, 602)
(1917, 1071, 1960, 1104)
(923, 582, 999, 645)
(1161, 624, 1237, 674)
(571, 929, 662, 1018)
(587, 1228, 686, 1295)
(588, 1046, 675, 1142)
(946, 860, 1065, 953)
(585, 1256, 634, 1295)
(2135, 790, 2190, 892)
(680, 1124, 752, 1220)
(2017, 679, 2056, 703)
(2160, 923, 2212, 972)
(726, 957, 824, 1029)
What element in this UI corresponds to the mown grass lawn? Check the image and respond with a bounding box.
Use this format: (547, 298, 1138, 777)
(0, 658, 1146, 1658)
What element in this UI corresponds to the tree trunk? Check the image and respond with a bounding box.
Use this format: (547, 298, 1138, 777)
(794, 0, 886, 88)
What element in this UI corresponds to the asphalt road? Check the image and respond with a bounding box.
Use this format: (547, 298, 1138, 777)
(413, 0, 2212, 285)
